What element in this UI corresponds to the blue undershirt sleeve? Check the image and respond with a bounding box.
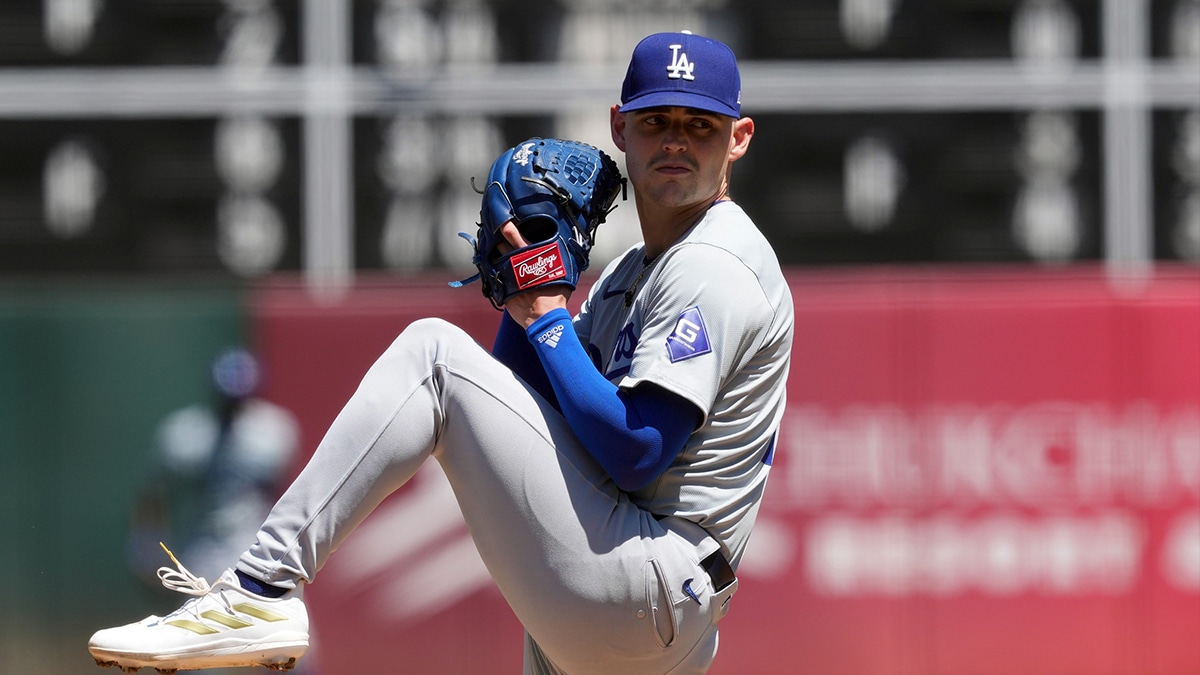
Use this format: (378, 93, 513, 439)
(491, 310, 558, 410)
(526, 308, 702, 491)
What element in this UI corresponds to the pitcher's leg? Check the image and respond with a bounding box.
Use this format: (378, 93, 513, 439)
(237, 318, 452, 587)
(87, 319, 489, 673)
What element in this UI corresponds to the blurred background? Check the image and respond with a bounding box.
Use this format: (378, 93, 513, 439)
(0, 1, 1197, 673)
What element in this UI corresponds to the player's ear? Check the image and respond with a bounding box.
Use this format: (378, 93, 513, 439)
(728, 116, 754, 163)
(610, 104, 627, 151)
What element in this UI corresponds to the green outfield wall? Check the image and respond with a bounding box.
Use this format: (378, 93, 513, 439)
(0, 282, 245, 674)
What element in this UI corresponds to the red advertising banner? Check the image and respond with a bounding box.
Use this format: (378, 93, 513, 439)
(250, 267, 1200, 675)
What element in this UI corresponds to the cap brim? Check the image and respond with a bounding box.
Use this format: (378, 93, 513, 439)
(620, 91, 739, 118)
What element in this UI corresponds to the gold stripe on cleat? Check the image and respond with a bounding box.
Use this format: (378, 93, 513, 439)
(200, 610, 253, 629)
(165, 619, 220, 635)
(233, 603, 288, 622)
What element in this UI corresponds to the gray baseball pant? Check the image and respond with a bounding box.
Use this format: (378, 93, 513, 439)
(234, 318, 735, 674)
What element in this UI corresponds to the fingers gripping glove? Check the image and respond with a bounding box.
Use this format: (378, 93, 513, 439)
(450, 138, 625, 310)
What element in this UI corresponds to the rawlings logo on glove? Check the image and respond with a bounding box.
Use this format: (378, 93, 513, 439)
(450, 138, 626, 310)
(512, 242, 566, 289)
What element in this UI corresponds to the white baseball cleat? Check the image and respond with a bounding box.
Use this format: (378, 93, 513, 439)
(89, 548, 308, 673)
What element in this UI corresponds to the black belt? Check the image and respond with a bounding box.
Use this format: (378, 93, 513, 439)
(700, 550, 737, 593)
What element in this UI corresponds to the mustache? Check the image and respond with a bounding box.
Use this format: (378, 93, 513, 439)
(649, 154, 697, 171)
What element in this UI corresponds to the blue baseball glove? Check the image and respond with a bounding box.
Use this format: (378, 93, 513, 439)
(451, 138, 625, 310)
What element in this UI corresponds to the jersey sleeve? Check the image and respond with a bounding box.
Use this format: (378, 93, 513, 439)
(621, 243, 775, 419)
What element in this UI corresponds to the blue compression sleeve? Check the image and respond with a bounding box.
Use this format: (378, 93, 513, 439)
(492, 311, 558, 410)
(526, 309, 701, 491)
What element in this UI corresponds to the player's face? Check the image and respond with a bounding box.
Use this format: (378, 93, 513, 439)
(611, 106, 753, 212)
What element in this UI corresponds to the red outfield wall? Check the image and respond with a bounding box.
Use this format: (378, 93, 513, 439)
(250, 267, 1200, 675)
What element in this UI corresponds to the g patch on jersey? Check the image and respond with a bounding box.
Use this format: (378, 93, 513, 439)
(666, 306, 711, 362)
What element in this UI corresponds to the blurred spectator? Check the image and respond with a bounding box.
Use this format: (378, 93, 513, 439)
(125, 346, 300, 590)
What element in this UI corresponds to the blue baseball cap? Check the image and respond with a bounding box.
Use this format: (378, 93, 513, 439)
(620, 31, 741, 118)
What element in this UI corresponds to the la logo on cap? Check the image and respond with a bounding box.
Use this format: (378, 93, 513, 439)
(620, 30, 741, 118)
(666, 44, 695, 81)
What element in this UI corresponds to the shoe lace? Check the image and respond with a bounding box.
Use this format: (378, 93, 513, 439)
(155, 542, 212, 596)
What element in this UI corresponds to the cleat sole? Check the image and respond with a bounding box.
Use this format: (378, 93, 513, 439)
(93, 659, 130, 672)
(89, 643, 306, 672)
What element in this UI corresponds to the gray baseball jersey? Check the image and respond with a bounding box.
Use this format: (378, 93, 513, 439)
(575, 200, 794, 567)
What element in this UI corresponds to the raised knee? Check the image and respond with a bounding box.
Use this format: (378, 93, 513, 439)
(389, 317, 478, 358)
(402, 317, 466, 343)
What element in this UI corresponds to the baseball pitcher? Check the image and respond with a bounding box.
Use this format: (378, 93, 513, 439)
(89, 31, 792, 674)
